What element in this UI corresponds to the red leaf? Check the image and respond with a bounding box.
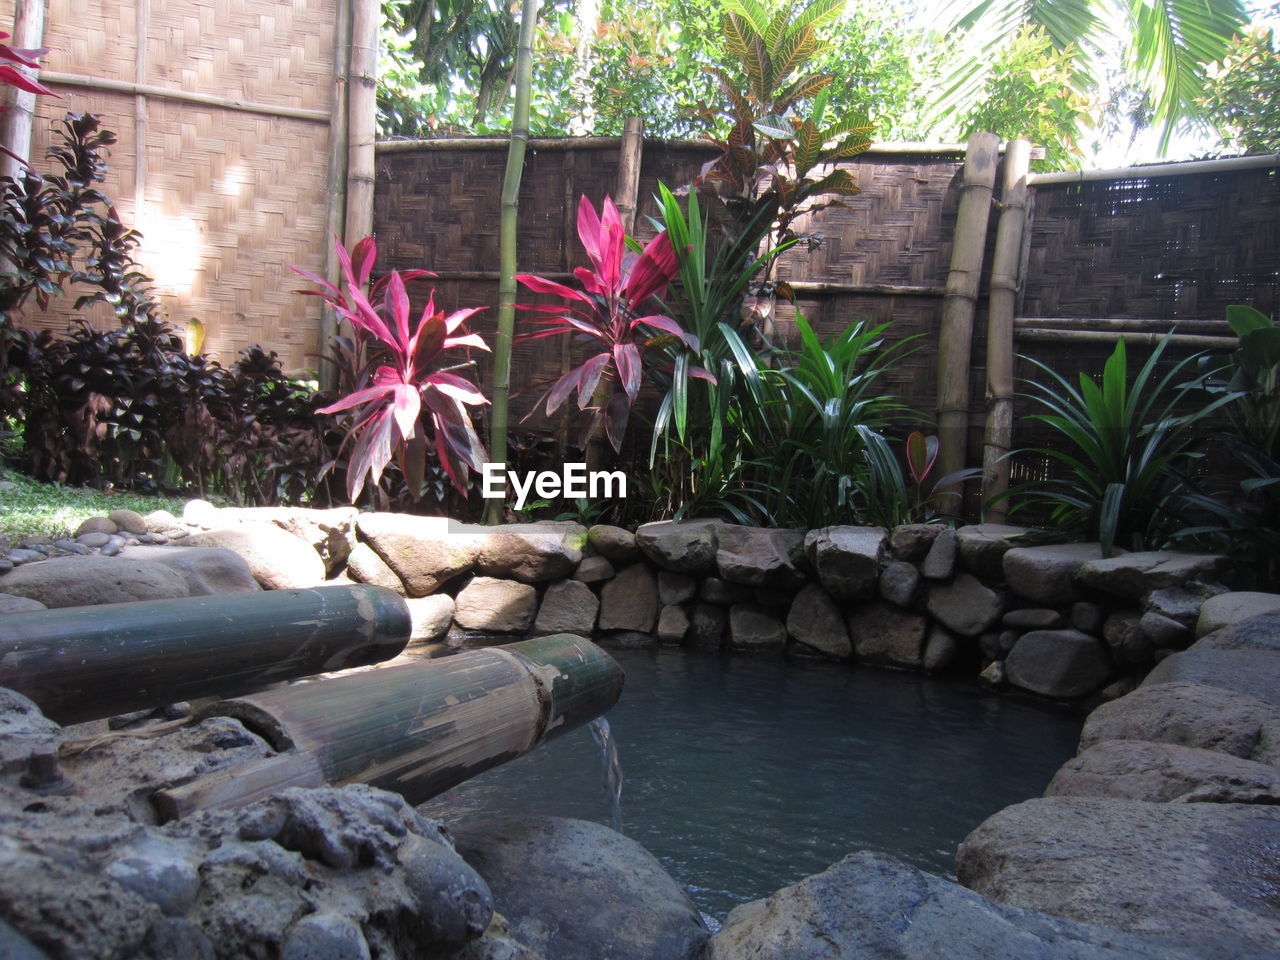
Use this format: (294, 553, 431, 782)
(515, 273, 592, 304)
(605, 390, 630, 452)
(613, 342, 641, 402)
(633, 313, 698, 351)
(351, 236, 377, 287)
(390, 383, 421, 440)
(317, 383, 390, 415)
(426, 371, 488, 405)
(575, 352, 611, 409)
(625, 231, 678, 306)
(384, 270, 412, 352)
(545, 366, 584, 415)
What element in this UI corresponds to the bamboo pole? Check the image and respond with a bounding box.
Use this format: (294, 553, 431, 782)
(374, 137, 1042, 157)
(344, 0, 378, 247)
(0, 0, 45, 183)
(1015, 316, 1231, 333)
(1028, 152, 1280, 185)
(1016, 328, 1238, 349)
(483, 0, 538, 525)
(615, 117, 644, 232)
(318, 0, 351, 389)
(981, 139, 1032, 522)
(935, 131, 999, 492)
(133, 0, 149, 259)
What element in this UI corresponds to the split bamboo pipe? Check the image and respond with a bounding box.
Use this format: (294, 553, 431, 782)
(0, 585, 411, 725)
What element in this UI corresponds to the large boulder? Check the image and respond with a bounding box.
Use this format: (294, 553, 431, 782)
(597, 563, 658, 633)
(1004, 630, 1112, 698)
(804, 526, 886, 601)
(0, 555, 189, 608)
(532, 580, 599, 636)
(178, 524, 325, 590)
(847, 602, 927, 668)
(470, 523, 587, 583)
(217, 506, 359, 577)
(120, 544, 260, 597)
(1003, 543, 1105, 606)
(451, 816, 709, 960)
(957, 796, 1280, 959)
(635, 520, 722, 574)
(957, 523, 1030, 581)
(1074, 551, 1227, 603)
(345, 541, 408, 593)
(1046, 739, 1280, 803)
(357, 514, 480, 596)
(785, 584, 851, 659)
(728, 603, 787, 652)
(1143, 647, 1280, 706)
(405, 594, 456, 644)
(454, 577, 538, 634)
(586, 525, 640, 563)
(1197, 591, 1280, 638)
(1196, 610, 1280, 652)
(925, 573, 1003, 636)
(706, 850, 1196, 960)
(920, 526, 958, 580)
(888, 524, 942, 562)
(715, 525, 807, 590)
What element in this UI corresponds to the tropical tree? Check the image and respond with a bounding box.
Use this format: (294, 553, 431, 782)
(1199, 24, 1280, 155)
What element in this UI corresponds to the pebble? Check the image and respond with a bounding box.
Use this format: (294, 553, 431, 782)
(99, 540, 123, 557)
(77, 532, 112, 548)
(8, 549, 44, 565)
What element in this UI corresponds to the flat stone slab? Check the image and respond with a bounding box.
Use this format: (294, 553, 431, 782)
(957, 797, 1280, 959)
(1003, 543, 1106, 606)
(1005, 629, 1112, 698)
(804, 526, 886, 601)
(705, 850, 1197, 960)
(1195, 610, 1280, 652)
(1075, 551, 1228, 602)
(635, 520, 722, 575)
(715, 525, 807, 590)
(956, 523, 1031, 580)
(1046, 739, 1280, 803)
(1143, 647, 1280, 705)
(0, 555, 190, 608)
(1197, 592, 1280, 638)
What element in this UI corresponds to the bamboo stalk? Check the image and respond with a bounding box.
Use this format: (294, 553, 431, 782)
(615, 117, 644, 232)
(1016, 328, 1238, 348)
(785, 280, 946, 297)
(133, 0, 149, 253)
(483, 0, 538, 525)
(344, 0, 378, 247)
(1015, 316, 1231, 333)
(1028, 152, 1280, 185)
(0, 0, 45, 183)
(935, 132, 999, 491)
(982, 139, 1032, 522)
(375, 137, 1042, 157)
(39, 72, 332, 123)
(318, 0, 351, 389)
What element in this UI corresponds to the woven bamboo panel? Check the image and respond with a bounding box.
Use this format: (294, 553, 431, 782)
(37, 0, 138, 84)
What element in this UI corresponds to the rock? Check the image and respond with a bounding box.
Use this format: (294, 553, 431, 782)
(957, 796, 1280, 959)
(1046, 739, 1280, 803)
(406, 595, 456, 644)
(1197, 591, 1280, 638)
(446, 912, 548, 960)
(1003, 543, 1105, 605)
(1071, 601, 1106, 635)
(571, 555, 614, 583)
(181, 499, 221, 527)
(920, 526, 957, 580)
(107, 509, 147, 536)
(0, 687, 61, 775)
(728, 603, 787, 652)
(119, 544, 261, 597)
(805, 526, 887, 601)
(1074, 551, 1228, 602)
(224, 507, 359, 578)
(635, 519, 722, 574)
(688, 602, 725, 650)
(699, 577, 752, 605)
(848, 602, 928, 668)
(1005, 630, 1112, 698)
(1196, 610, 1280, 652)
(0, 594, 46, 615)
(957, 523, 1030, 580)
(888, 524, 942, 562)
(657, 571, 696, 606)
(345, 542, 408, 593)
(7, 549, 43, 566)
(785, 584, 851, 659)
(656, 605, 689, 643)
(705, 850, 1194, 960)
(143, 509, 181, 534)
(1138, 610, 1188, 650)
(587, 525, 640, 563)
(357, 514, 479, 596)
(454, 578, 538, 633)
(978, 659, 1005, 689)
(532, 580, 598, 636)
(471, 523, 587, 583)
(0, 555, 189, 608)
(452, 816, 708, 960)
(99, 539, 123, 557)
(925, 573, 1003, 636)
(54, 539, 90, 555)
(104, 840, 201, 916)
(0, 918, 53, 959)
(1146, 584, 1222, 627)
(1102, 611, 1140, 657)
(715, 525, 807, 590)
(924, 626, 959, 672)
(74, 516, 118, 537)
(77, 531, 112, 548)
(1079, 682, 1280, 762)
(178, 524, 326, 590)
(878, 561, 920, 608)
(282, 912, 371, 960)
(1003, 608, 1062, 630)
(597, 564, 658, 633)
(1143, 647, 1280, 705)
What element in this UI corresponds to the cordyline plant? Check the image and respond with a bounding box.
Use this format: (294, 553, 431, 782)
(292, 236, 489, 502)
(0, 31, 55, 165)
(515, 194, 713, 452)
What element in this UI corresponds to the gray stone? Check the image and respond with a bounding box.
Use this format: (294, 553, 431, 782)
(1143, 646, 1280, 705)
(1046, 739, 1280, 804)
(1102, 610, 1140, 653)
(1005, 629, 1112, 698)
(0, 687, 61, 775)
(217, 506, 359, 578)
(1079, 682, 1280, 762)
(657, 571, 696, 605)
(107, 509, 148, 535)
(715, 525, 807, 590)
(1071, 601, 1106, 635)
(979, 659, 1005, 688)
(1139, 610, 1189, 650)
(926, 573, 1003, 636)
(77, 531, 112, 548)
(656, 604, 689, 644)
(635, 519, 722, 574)
(54, 540, 90, 555)
(848, 602, 928, 668)
(1197, 610, 1280, 652)
(572, 555, 615, 583)
(705, 850, 1196, 960)
(888, 523, 942, 562)
(805, 526, 886, 601)
(1075, 551, 1228, 602)
(688, 602, 725, 650)
(533, 579, 598, 635)
(957, 523, 1030, 580)
(0, 558, 12, 574)
(447, 913, 548, 960)
(454, 577, 538, 633)
(471, 523, 587, 583)
(144, 509, 181, 534)
(728, 603, 787, 652)
(1004, 543, 1106, 605)
(1146, 584, 1222, 627)
(587, 525, 640, 563)
(282, 913, 372, 960)
(923, 626, 959, 672)
(7, 548, 43, 565)
(920, 526, 958, 580)
(957, 796, 1280, 959)
(345, 541, 408, 593)
(785, 584, 851, 659)
(143, 917, 215, 960)
(99, 538, 123, 557)
(182, 498, 221, 526)
(998, 630, 1019, 655)
(1197, 591, 1280, 638)
(119, 544, 261, 597)
(699, 577, 752, 605)
(357, 514, 480, 596)
(452, 816, 709, 960)
(74, 516, 118, 537)
(0, 555, 189, 608)
(178, 523, 326, 590)
(0, 594, 46, 615)
(104, 841, 201, 916)
(1003, 608, 1062, 630)
(405, 594, 456, 644)
(0, 919, 49, 960)
(878, 561, 920, 608)
(598, 563, 658, 633)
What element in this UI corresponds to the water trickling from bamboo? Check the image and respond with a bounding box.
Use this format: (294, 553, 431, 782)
(590, 716, 623, 834)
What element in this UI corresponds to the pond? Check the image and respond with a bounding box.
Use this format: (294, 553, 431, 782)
(420, 646, 1084, 923)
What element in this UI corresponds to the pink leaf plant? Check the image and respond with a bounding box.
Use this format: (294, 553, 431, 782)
(292, 236, 489, 502)
(515, 194, 714, 452)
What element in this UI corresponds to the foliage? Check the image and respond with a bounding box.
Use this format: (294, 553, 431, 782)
(293, 235, 490, 502)
(515, 194, 707, 452)
(1213, 304, 1280, 458)
(1199, 25, 1280, 156)
(1002, 336, 1237, 556)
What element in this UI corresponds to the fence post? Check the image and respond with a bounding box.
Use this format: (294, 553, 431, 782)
(344, 0, 378, 247)
(319, 0, 352, 389)
(615, 117, 644, 232)
(0, 0, 45, 183)
(982, 138, 1033, 521)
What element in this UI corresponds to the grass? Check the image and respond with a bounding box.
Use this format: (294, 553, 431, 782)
(0, 463, 189, 546)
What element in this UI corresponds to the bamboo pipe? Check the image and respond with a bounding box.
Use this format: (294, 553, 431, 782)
(0, 0, 45, 183)
(318, 0, 351, 390)
(1015, 328, 1238, 349)
(37, 72, 332, 123)
(615, 117, 644, 232)
(154, 634, 625, 819)
(981, 139, 1032, 522)
(935, 132, 999, 491)
(1015, 316, 1231, 334)
(344, 0, 378, 247)
(0, 585, 410, 725)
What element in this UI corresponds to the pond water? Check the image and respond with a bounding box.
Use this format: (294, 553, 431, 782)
(419, 646, 1084, 923)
